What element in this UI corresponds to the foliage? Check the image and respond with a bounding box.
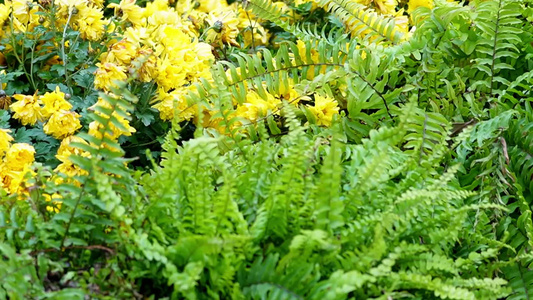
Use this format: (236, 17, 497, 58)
(0, 0, 531, 298)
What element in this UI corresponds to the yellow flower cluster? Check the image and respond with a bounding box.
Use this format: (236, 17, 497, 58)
(11, 87, 82, 139)
(96, 0, 215, 124)
(95, 0, 301, 128)
(0, 129, 35, 195)
(0, 0, 108, 40)
(0, 130, 66, 209)
(223, 75, 339, 130)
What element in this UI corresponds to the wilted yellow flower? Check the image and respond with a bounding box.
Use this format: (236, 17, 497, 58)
(133, 47, 158, 82)
(4, 143, 35, 171)
(43, 110, 82, 139)
(307, 94, 339, 126)
(94, 62, 128, 90)
(0, 129, 13, 157)
(11, 93, 43, 126)
(40, 87, 72, 118)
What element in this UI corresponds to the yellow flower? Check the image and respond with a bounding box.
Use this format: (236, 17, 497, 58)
(194, 0, 229, 13)
(43, 193, 62, 213)
(295, 40, 327, 78)
(133, 47, 158, 82)
(144, 0, 171, 16)
(235, 91, 281, 122)
(103, 39, 138, 66)
(278, 78, 307, 105)
(88, 112, 136, 141)
(9, 0, 34, 25)
(40, 87, 72, 119)
(56, 136, 90, 163)
(408, 0, 434, 14)
(108, 0, 145, 27)
(357, 0, 397, 15)
(155, 58, 188, 91)
(53, 136, 90, 178)
(0, 129, 13, 157)
(94, 62, 128, 91)
(54, 160, 88, 177)
(151, 88, 196, 121)
(11, 93, 43, 126)
(205, 12, 240, 47)
(241, 23, 270, 49)
(43, 110, 82, 139)
(73, 6, 106, 41)
(307, 94, 339, 126)
(123, 26, 151, 46)
(4, 143, 35, 171)
(0, 4, 10, 28)
(0, 166, 29, 195)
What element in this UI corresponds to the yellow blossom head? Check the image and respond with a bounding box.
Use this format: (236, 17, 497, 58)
(408, 0, 434, 15)
(43, 193, 62, 213)
(0, 166, 29, 195)
(40, 87, 72, 119)
(0, 129, 13, 157)
(94, 62, 128, 91)
(4, 143, 35, 171)
(73, 6, 106, 41)
(11, 93, 43, 126)
(307, 93, 339, 127)
(56, 135, 90, 163)
(43, 110, 82, 139)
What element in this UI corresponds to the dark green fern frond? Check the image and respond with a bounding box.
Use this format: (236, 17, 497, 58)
(504, 262, 533, 300)
(472, 0, 523, 96)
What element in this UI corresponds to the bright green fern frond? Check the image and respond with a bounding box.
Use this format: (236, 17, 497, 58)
(315, 0, 403, 44)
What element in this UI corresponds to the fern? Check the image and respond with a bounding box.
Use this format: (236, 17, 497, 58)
(472, 0, 523, 97)
(504, 262, 533, 300)
(315, 0, 403, 43)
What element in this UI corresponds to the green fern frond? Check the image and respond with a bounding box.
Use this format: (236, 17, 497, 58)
(472, 0, 523, 96)
(314, 135, 345, 232)
(315, 0, 404, 44)
(246, 0, 349, 45)
(504, 262, 533, 300)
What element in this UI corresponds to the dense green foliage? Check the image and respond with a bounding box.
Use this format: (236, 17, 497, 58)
(1, 0, 532, 298)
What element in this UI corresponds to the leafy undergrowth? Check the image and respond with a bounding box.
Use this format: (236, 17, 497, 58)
(0, 0, 532, 298)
